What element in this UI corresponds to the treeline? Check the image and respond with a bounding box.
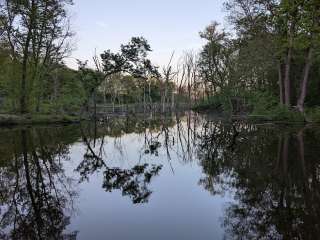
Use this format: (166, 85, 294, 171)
(194, 0, 320, 117)
(1, 0, 319, 119)
(0, 1, 189, 116)
(0, 0, 76, 114)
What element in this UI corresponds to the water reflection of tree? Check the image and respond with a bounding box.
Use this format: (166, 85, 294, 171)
(4, 114, 318, 239)
(174, 111, 199, 163)
(77, 116, 165, 204)
(140, 111, 201, 170)
(196, 121, 320, 239)
(0, 127, 78, 240)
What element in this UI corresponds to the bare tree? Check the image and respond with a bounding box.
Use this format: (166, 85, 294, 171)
(162, 52, 176, 112)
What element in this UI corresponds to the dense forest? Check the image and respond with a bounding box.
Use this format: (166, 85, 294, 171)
(196, 0, 320, 121)
(0, 0, 320, 122)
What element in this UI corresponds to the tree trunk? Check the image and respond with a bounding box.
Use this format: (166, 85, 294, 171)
(283, 21, 295, 107)
(21, 33, 32, 114)
(284, 46, 292, 106)
(171, 90, 175, 111)
(278, 62, 284, 105)
(297, 47, 313, 113)
(20, 0, 36, 114)
(93, 89, 97, 120)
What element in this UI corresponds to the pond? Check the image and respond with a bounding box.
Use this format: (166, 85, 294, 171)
(0, 112, 319, 240)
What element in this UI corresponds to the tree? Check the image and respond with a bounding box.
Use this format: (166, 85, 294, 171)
(276, 0, 301, 106)
(100, 37, 159, 79)
(77, 60, 104, 116)
(218, 0, 320, 114)
(198, 22, 233, 95)
(296, 0, 320, 112)
(100, 36, 160, 112)
(78, 37, 160, 116)
(224, 0, 279, 91)
(0, 0, 74, 113)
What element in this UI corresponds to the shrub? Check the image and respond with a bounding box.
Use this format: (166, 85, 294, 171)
(270, 105, 304, 122)
(248, 91, 279, 115)
(193, 92, 232, 113)
(305, 107, 320, 123)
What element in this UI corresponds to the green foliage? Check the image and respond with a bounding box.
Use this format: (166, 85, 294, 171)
(249, 91, 279, 115)
(1, 0, 74, 113)
(1, 0, 320, 122)
(269, 105, 305, 122)
(305, 107, 320, 123)
(248, 91, 304, 122)
(193, 92, 232, 113)
(198, 22, 236, 92)
(193, 97, 222, 112)
(100, 37, 160, 79)
(195, 0, 320, 120)
(0, 59, 86, 115)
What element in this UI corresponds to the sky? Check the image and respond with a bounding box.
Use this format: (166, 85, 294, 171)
(66, 0, 227, 69)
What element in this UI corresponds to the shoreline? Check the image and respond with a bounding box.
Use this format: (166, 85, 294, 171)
(0, 114, 82, 126)
(195, 110, 320, 124)
(0, 110, 318, 127)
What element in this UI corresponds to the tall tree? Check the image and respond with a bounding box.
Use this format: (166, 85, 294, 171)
(0, 0, 74, 113)
(276, 0, 300, 106)
(224, 0, 279, 93)
(296, 0, 320, 112)
(198, 21, 235, 95)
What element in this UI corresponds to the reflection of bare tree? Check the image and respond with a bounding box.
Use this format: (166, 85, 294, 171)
(175, 112, 194, 162)
(140, 111, 202, 166)
(0, 129, 78, 240)
(140, 112, 201, 173)
(141, 113, 177, 174)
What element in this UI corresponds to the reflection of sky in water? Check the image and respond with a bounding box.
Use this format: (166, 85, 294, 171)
(65, 123, 235, 240)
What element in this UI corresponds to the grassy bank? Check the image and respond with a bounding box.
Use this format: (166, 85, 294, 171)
(248, 105, 303, 122)
(192, 93, 231, 113)
(193, 92, 320, 123)
(248, 95, 320, 123)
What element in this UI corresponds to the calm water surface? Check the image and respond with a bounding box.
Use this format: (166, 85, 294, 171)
(0, 112, 319, 240)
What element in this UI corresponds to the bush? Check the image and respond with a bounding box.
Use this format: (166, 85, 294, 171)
(270, 105, 304, 122)
(193, 92, 232, 113)
(245, 91, 306, 122)
(306, 107, 320, 123)
(248, 91, 279, 115)
(195, 90, 309, 122)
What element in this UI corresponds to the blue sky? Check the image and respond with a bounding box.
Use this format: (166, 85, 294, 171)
(66, 0, 226, 69)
